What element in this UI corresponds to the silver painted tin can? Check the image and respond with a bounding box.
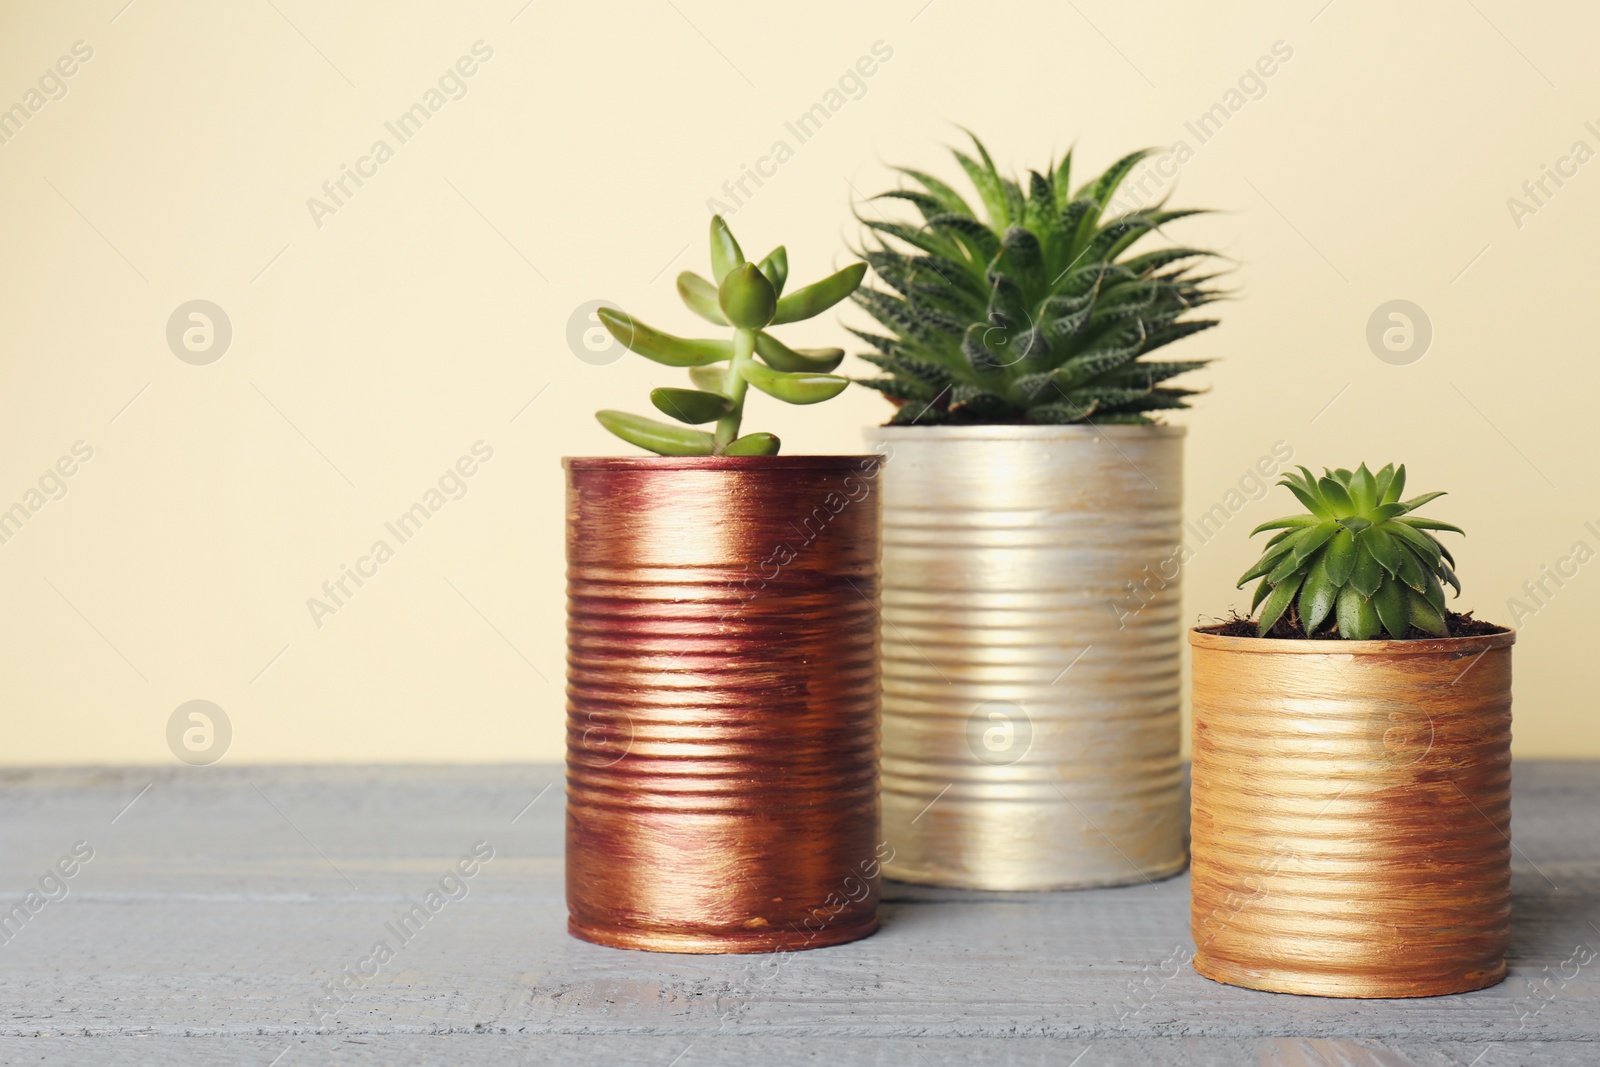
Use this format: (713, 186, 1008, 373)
(868, 424, 1188, 890)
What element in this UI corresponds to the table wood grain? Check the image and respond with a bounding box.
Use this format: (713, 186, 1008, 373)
(0, 762, 1595, 1065)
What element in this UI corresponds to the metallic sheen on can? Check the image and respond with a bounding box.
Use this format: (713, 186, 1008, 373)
(866, 425, 1188, 891)
(564, 455, 882, 953)
(1189, 627, 1515, 997)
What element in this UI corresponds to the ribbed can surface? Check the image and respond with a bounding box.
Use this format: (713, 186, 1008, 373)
(564, 455, 882, 954)
(867, 425, 1187, 891)
(1189, 628, 1515, 997)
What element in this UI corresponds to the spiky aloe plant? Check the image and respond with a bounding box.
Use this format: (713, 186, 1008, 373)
(1239, 464, 1465, 639)
(594, 216, 865, 456)
(853, 134, 1224, 424)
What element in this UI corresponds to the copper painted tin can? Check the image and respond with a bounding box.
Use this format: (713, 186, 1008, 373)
(1189, 627, 1515, 997)
(564, 455, 883, 954)
(867, 425, 1188, 890)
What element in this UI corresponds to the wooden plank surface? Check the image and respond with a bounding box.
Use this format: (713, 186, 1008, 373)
(0, 763, 1595, 1066)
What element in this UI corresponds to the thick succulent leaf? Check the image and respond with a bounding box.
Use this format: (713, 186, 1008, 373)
(754, 331, 844, 372)
(1407, 589, 1449, 636)
(986, 272, 1031, 328)
(770, 262, 867, 325)
(1097, 388, 1195, 414)
(739, 361, 849, 404)
(1137, 318, 1219, 355)
(1363, 527, 1405, 574)
(928, 214, 1002, 264)
(1268, 547, 1307, 585)
(709, 216, 743, 283)
(1398, 517, 1466, 535)
(948, 383, 1014, 419)
(998, 227, 1043, 283)
(722, 432, 781, 457)
(650, 387, 733, 425)
(853, 288, 956, 347)
(1386, 521, 1444, 566)
(1051, 149, 1074, 206)
(1054, 200, 1098, 268)
(857, 350, 956, 387)
(1324, 528, 1358, 584)
(1101, 360, 1209, 389)
(953, 142, 1009, 228)
(1400, 491, 1447, 512)
(718, 263, 777, 329)
(864, 219, 957, 258)
(1367, 502, 1410, 522)
(1251, 515, 1318, 536)
(1030, 398, 1099, 424)
(1420, 568, 1448, 613)
(1372, 463, 1397, 504)
(1348, 463, 1377, 511)
(676, 271, 728, 325)
(757, 246, 788, 296)
(1299, 552, 1338, 635)
(595, 410, 715, 456)
(1317, 475, 1356, 516)
(1385, 464, 1408, 504)
(847, 327, 897, 354)
(1075, 149, 1157, 222)
(688, 366, 725, 393)
(1257, 569, 1306, 634)
(1251, 577, 1274, 611)
(1051, 321, 1148, 390)
(596, 308, 733, 366)
(1025, 170, 1057, 233)
(1435, 561, 1461, 596)
(1350, 537, 1386, 597)
(874, 190, 947, 222)
(1395, 547, 1431, 593)
(1120, 247, 1213, 276)
(962, 323, 1013, 373)
(1372, 577, 1410, 638)
(1239, 530, 1306, 586)
(894, 167, 974, 216)
(1294, 521, 1340, 563)
(1336, 585, 1381, 640)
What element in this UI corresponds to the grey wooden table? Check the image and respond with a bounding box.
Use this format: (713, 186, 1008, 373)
(0, 763, 1595, 1066)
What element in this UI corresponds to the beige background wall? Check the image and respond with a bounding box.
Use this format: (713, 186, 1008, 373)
(1, 0, 1594, 763)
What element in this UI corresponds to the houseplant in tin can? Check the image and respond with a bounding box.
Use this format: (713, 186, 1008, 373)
(1190, 464, 1513, 997)
(565, 216, 886, 953)
(854, 134, 1225, 890)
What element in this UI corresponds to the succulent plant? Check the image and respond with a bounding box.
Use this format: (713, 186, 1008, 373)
(1239, 464, 1465, 639)
(852, 133, 1224, 425)
(594, 216, 865, 456)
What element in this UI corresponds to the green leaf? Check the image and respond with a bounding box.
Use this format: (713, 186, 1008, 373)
(1298, 552, 1338, 635)
(1385, 521, 1444, 566)
(1293, 521, 1340, 563)
(1349, 463, 1377, 511)
(1363, 527, 1404, 574)
(895, 166, 974, 217)
(676, 271, 728, 325)
(1251, 577, 1273, 611)
(953, 134, 1008, 227)
(1395, 547, 1430, 593)
(754, 331, 844, 372)
(596, 308, 733, 366)
(1367, 502, 1409, 522)
(1400, 491, 1447, 512)
(1251, 515, 1318, 536)
(1399, 517, 1466, 535)
(1407, 589, 1449, 636)
(1324, 528, 1358, 585)
(718, 263, 777, 329)
(1372, 577, 1410, 638)
(595, 410, 715, 456)
(722, 432, 780, 456)
(1269, 546, 1308, 585)
(1419, 567, 1448, 613)
(1336, 585, 1381, 640)
(1385, 464, 1408, 505)
(1372, 463, 1396, 504)
(1280, 478, 1331, 520)
(757, 246, 789, 296)
(688, 366, 725, 393)
(649, 387, 733, 425)
(770, 262, 868, 325)
(1317, 474, 1356, 516)
(1238, 530, 1306, 586)
(1257, 569, 1306, 634)
(739, 361, 850, 404)
(1350, 537, 1386, 597)
(709, 215, 744, 283)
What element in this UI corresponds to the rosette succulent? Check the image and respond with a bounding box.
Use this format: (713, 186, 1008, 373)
(1240, 464, 1465, 639)
(852, 133, 1224, 424)
(594, 216, 865, 456)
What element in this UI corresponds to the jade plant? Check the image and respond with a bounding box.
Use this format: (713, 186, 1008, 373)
(853, 133, 1224, 424)
(594, 216, 866, 456)
(1239, 464, 1465, 639)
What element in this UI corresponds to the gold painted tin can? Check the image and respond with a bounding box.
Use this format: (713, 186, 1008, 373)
(563, 455, 883, 954)
(1189, 627, 1515, 997)
(867, 425, 1188, 890)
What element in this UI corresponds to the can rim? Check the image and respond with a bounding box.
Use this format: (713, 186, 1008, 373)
(868, 423, 1186, 440)
(564, 454, 882, 471)
(1189, 626, 1515, 655)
